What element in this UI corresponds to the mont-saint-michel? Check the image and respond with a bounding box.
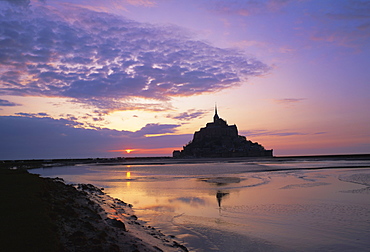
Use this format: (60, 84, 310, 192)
(173, 106, 273, 158)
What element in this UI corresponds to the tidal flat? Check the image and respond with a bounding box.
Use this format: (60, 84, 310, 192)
(30, 156, 370, 251)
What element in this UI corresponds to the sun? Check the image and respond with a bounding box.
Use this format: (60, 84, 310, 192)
(125, 149, 133, 154)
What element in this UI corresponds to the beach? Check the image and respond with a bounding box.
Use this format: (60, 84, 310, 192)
(26, 156, 370, 251)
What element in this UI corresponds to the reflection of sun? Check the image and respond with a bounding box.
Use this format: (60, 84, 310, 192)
(126, 171, 131, 187)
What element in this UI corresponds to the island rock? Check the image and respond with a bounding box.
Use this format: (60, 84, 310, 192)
(173, 107, 273, 158)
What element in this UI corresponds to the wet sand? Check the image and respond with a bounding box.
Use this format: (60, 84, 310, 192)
(29, 156, 370, 251)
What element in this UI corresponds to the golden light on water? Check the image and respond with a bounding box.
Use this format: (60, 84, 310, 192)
(126, 170, 131, 187)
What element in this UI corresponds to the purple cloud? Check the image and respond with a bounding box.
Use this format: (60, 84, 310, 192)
(0, 99, 20, 106)
(15, 112, 51, 117)
(240, 129, 314, 137)
(0, 115, 187, 159)
(0, 4, 270, 111)
(273, 98, 305, 105)
(167, 109, 207, 121)
(0, 0, 31, 7)
(133, 123, 180, 136)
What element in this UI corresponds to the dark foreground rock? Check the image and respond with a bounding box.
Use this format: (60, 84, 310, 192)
(0, 169, 187, 252)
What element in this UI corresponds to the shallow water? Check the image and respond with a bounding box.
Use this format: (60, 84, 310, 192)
(31, 160, 370, 251)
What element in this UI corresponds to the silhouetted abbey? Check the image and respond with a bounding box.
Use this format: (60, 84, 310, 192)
(173, 106, 273, 158)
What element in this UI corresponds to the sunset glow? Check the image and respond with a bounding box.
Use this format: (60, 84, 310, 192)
(0, 0, 369, 159)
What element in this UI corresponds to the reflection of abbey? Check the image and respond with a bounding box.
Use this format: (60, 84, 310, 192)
(173, 106, 273, 158)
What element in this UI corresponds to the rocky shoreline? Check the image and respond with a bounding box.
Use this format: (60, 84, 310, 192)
(0, 169, 187, 252)
(44, 178, 188, 252)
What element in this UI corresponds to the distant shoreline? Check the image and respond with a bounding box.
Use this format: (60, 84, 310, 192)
(1, 153, 370, 170)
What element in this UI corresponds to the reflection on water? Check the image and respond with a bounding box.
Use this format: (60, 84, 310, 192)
(126, 171, 131, 187)
(31, 160, 370, 251)
(216, 191, 229, 209)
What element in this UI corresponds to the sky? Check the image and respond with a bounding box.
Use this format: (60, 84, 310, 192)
(0, 0, 369, 159)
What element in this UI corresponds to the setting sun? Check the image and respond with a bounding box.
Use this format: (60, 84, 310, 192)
(125, 149, 133, 154)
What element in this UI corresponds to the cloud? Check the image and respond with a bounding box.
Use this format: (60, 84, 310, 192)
(0, 99, 21, 106)
(15, 112, 49, 117)
(0, 115, 188, 159)
(133, 123, 180, 136)
(273, 98, 305, 105)
(0, 0, 30, 7)
(0, 4, 270, 111)
(240, 129, 313, 137)
(167, 109, 207, 121)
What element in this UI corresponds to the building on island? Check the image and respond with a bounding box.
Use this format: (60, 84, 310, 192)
(173, 106, 273, 158)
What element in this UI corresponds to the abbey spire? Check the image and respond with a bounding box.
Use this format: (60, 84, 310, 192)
(213, 103, 219, 122)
